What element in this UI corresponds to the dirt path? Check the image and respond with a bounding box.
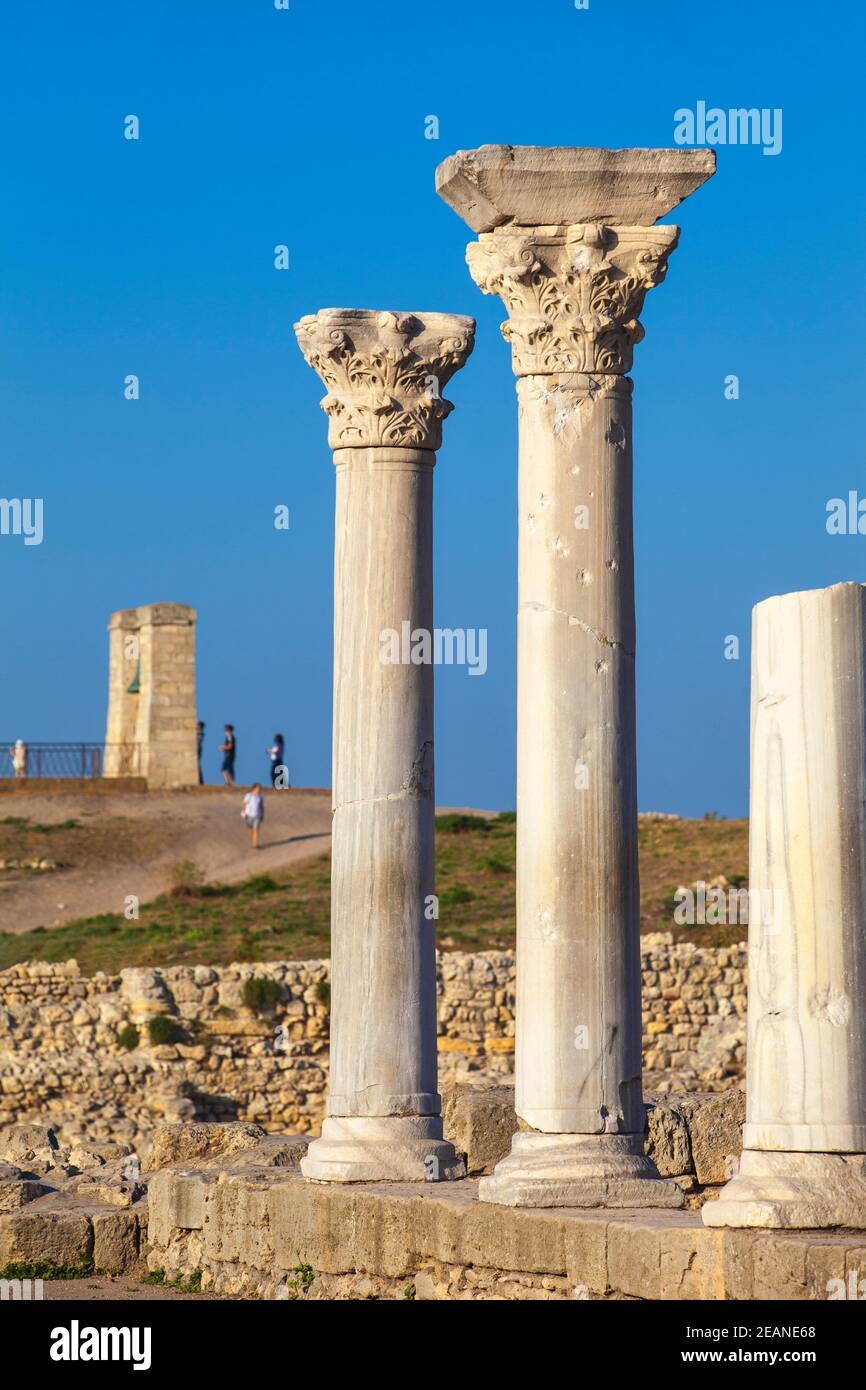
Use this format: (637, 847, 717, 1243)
(0, 789, 333, 933)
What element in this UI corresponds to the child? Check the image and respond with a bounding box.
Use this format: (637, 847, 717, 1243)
(241, 783, 265, 850)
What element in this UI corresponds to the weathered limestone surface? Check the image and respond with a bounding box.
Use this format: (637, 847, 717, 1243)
(438, 147, 715, 1207)
(104, 601, 198, 788)
(436, 145, 717, 232)
(294, 310, 474, 1181)
(144, 1159, 866, 1301)
(707, 583, 866, 1229)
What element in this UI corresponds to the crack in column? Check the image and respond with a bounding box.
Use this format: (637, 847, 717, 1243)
(333, 741, 433, 812)
(519, 600, 635, 658)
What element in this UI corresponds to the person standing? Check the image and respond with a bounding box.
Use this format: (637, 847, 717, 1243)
(9, 740, 27, 778)
(196, 721, 205, 785)
(220, 724, 236, 786)
(241, 782, 264, 850)
(266, 732, 285, 788)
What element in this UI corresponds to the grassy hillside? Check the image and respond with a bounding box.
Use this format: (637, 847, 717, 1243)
(0, 813, 748, 975)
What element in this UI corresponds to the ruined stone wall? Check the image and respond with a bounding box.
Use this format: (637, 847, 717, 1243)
(0, 935, 746, 1145)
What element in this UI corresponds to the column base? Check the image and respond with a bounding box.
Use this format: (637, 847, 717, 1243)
(702, 1148, 866, 1229)
(478, 1132, 684, 1209)
(300, 1116, 466, 1184)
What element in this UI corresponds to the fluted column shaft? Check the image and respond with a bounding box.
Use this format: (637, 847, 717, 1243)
(329, 443, 438, 1120)
(515, 371, 640, 1135)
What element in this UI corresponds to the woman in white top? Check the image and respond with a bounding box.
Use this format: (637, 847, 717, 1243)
(10, 740, 27, 778)
(241, 783, 265, 850)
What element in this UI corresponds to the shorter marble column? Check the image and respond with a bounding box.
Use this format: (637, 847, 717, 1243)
(295, 308, 474, 1181)
(705, 582, 866, 1228)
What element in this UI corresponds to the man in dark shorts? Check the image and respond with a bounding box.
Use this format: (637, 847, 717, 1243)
(220, 724, 236, 786)
(196, 721, 205, 784)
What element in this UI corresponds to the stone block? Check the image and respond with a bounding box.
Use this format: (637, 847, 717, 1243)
(146, 1121, 267, 1172)
(678, 1090, 745, 1184)
(441, 1085, 518, 1175)
(92, 1208, 140, 1273)
(0, 1123, 60, 1171)
(645, 1095, 692, 1177)
(147, 1170, 211, 1248)
(0, 1178, 52, 1213)
(0, 1200, 93, 1267)
(435, 145, 716, 232)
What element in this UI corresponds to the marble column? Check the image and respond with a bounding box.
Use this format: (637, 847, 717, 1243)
(295, 308, 474, 1181)
(437, 146, 715, 1206)
(705, 583, 866, 1228)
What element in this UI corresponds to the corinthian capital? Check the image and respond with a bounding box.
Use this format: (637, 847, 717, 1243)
(294, 308, 475, 451)
(466, 224, 680, 376)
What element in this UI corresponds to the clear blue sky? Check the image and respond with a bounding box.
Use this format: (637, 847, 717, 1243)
(1, 0, 863, 813)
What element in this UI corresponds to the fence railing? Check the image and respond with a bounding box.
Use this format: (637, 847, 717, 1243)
(0, 743, 141, 778)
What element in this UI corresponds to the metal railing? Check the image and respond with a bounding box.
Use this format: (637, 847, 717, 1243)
(0, 742, 140, 778)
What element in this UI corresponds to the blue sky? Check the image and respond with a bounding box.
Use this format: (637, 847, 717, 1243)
(1, 0, 863, 813)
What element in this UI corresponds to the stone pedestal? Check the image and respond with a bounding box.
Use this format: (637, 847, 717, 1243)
(705, 583, 866, 1229)
(437, 146, 715, 1207)
(103, 602, 198, 787)
(295, 308, 474, 1182)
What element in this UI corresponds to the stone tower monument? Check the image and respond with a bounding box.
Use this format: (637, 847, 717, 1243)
(103, 602, 198, 788)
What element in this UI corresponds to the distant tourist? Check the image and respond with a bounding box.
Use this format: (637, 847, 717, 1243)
(196, 721, 205, 785)
(220, 724, 236, 786)
(241, 782, 265, 850)
(9, 739, 27, 778)
(266, 733, 286, 787)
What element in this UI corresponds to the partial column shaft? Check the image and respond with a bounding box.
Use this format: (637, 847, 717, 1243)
(706, 582, 866, 1229)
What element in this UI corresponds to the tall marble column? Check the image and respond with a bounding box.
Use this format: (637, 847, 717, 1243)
(437, 146, 715, 1206)
(295, 308, 474, 1181)
(705, 583, 866, 1228)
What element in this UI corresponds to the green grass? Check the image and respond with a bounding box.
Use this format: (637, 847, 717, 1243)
(0, 816, 80, 832)
(0, 814, 749, 975)
(0, 1258, 94, 1280)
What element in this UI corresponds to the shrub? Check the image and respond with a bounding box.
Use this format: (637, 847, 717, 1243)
(440, 884, 474, 907)
(147, 1015, 183, 1046)
(315, 980, 331, 1008)
(480, 855, 511, 874)
(241, 874, 279, 894)
(117, 1024, 139, 1051)
(241, 976, 282, 1015)
(167, 859, 205, 896)
(435, 813, 492, 835)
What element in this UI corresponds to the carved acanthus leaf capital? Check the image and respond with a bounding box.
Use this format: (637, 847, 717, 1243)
(294, 308, 475, 451)
(465, 224, 679, 376)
